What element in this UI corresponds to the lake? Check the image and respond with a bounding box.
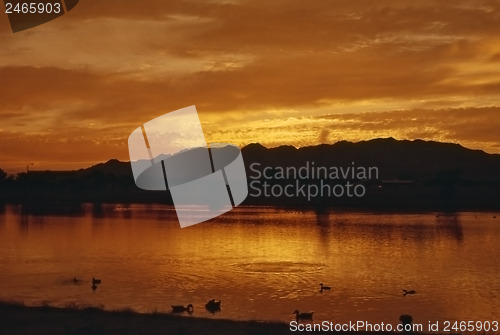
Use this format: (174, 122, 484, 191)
(0, 204, 499, 327)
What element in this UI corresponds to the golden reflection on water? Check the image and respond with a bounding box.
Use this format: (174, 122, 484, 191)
(0, 204, 499, 324)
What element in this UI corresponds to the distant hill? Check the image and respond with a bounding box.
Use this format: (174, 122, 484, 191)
(1, 138, 500, 211)
(239, 138, 500, 210)
(78, 158, 132, 176)
(241, 138, 500, 182)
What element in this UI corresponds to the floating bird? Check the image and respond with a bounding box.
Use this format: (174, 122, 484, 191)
(172, 304, 194, 314)
(399, 314, 413, 330)
(92, 278, 102, 285)
(320, 283, 331, 291)
(293, 310, 314, 321)
(205, 299, 221, 313)
(403, 289, 416, 296)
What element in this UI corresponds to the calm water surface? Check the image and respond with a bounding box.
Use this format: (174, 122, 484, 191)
(0, 204, 499, 326)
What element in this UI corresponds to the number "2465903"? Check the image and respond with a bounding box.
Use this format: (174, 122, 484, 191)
(5, 2, 62, 14)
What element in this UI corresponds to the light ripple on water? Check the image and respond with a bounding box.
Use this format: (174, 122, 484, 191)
(232, 261, 324, 274)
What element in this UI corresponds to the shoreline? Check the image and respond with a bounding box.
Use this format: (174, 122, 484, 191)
(0, 301, 450, 335)
(0, 301, 290, 335)
(3, 202, 500, 214)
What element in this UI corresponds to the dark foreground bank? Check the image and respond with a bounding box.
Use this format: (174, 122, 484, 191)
(0, 301, 452, 335)
(0, 301, 289, 335)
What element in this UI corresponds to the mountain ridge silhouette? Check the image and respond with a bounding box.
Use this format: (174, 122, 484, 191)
(1, 138, 499, 211)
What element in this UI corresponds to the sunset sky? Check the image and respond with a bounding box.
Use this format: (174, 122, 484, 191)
(1, 0, 500, 172)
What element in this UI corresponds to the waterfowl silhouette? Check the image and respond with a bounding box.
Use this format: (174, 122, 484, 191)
(319, 283, 331, 291)
(92, 278, 102, 285)
(293, 310, 314, 321)
(399, 314, 413, 330)
(205, 299, 221, 312)
(403, 289, 416, 296)
(172, 304, 194, 314)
